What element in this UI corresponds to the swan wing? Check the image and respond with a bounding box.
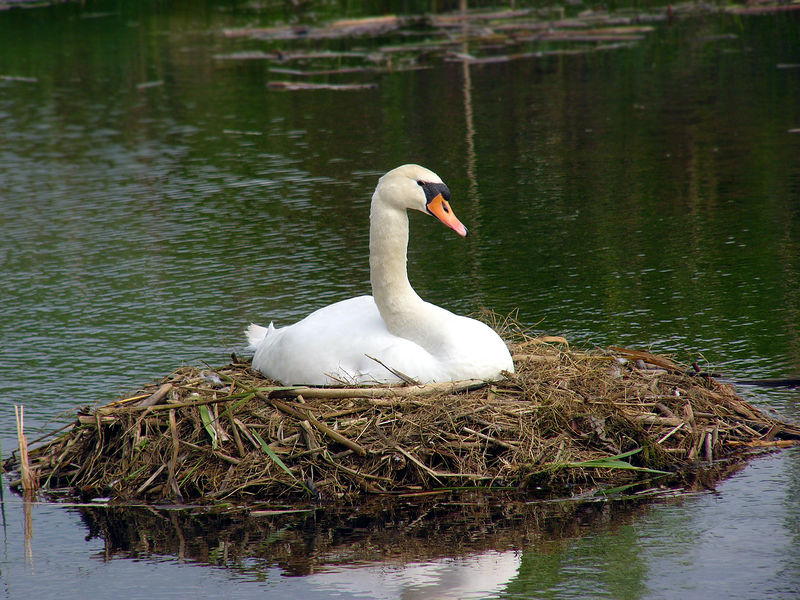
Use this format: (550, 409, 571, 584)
(251, 296, 436, 385)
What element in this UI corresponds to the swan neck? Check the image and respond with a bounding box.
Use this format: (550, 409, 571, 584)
(369, 197, 424, 332)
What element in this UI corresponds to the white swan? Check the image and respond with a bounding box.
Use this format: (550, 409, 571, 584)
(246, 164, 514, 385)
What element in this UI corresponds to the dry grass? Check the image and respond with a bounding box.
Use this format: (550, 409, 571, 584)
(5, 335, 799, 505)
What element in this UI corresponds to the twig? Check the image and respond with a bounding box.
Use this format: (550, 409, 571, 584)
(271, 394, 367, 457)
(655, 402, 678, 419)
(727, 439, 799, 448)
(365, 354, 420, 385)
(136, 464, 166, 494)
(299, 420, 320, 451)
(217, 371, 369, 456)
(233, 418, 260, 451)
(393, 446, 487, 484)
(97, 391, 257, 415)
(656, 422, 685, 444)
(137, 383, 173, 407)
(462, 426, 520, 450)
(227, 413, 246, 457)
(19, 421, 75, 450)
(167, 410, 183, 502)
(635, 415, 684, 427)
(272, 379, 487, 399)
(179, 440, 241, 465)
(322, 451, 392, 483)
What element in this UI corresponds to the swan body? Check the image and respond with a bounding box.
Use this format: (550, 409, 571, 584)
(247, 164, 514, 385)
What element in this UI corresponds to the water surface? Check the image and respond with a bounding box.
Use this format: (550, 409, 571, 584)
(1, 1, 799, 598)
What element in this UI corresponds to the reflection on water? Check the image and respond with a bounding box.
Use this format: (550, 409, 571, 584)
(1, 1, 800, 599)
(65, 493, 683, 598)
(307, 551, 521, 600)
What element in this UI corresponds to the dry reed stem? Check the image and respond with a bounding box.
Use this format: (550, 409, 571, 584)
(14, 405, 35, 497)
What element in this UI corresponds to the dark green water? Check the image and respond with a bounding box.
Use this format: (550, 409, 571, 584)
(1, 1, 799, 598)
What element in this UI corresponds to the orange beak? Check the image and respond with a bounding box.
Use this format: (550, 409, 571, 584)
(427, 193, 468, 237)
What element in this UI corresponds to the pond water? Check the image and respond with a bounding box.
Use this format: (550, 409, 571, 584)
(1, 0, 799, 597)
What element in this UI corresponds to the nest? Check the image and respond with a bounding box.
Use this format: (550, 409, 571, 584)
(6, 336, 800, 504)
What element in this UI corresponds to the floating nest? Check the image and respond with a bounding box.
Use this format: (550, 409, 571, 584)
(5, 336, 800, 505)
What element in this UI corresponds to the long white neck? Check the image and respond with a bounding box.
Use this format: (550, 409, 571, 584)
(369, 196, 432, 342)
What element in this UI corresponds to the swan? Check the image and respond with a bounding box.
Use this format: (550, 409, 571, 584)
(246, 164, 514, 385)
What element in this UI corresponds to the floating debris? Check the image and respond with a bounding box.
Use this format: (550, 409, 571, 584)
(267, 81, 378, 91)
(222, 15, 413, 41)
(211, 3, 795, 90)
(136, 80, 164, 90)
(217, 7, 671, 89)
(0, 75, 38, 83)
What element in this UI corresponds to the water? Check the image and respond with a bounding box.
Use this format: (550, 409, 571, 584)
(1, 1, 799, 597)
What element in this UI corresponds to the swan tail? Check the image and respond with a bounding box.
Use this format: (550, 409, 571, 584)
(246, 322, 275, 349)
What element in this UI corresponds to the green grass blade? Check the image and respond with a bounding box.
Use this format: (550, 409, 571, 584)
(566, 448, 669, 474)
(602, 448, 643, 461)
(198, 405, 218, 449)
(250, 430, 310, 493)
(595, 474, 671, 497)
(217, 393, 255, 421)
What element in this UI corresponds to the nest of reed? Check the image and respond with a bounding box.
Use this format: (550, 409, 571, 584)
(6, 335, 800, 505)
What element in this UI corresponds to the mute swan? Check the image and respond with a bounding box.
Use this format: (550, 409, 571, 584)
(246, 164, 514, 385)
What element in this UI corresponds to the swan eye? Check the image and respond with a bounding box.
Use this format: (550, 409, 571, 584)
(419, 181, 451, 205)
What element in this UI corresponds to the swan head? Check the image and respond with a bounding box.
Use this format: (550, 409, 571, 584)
(375, 164, 468, 237)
